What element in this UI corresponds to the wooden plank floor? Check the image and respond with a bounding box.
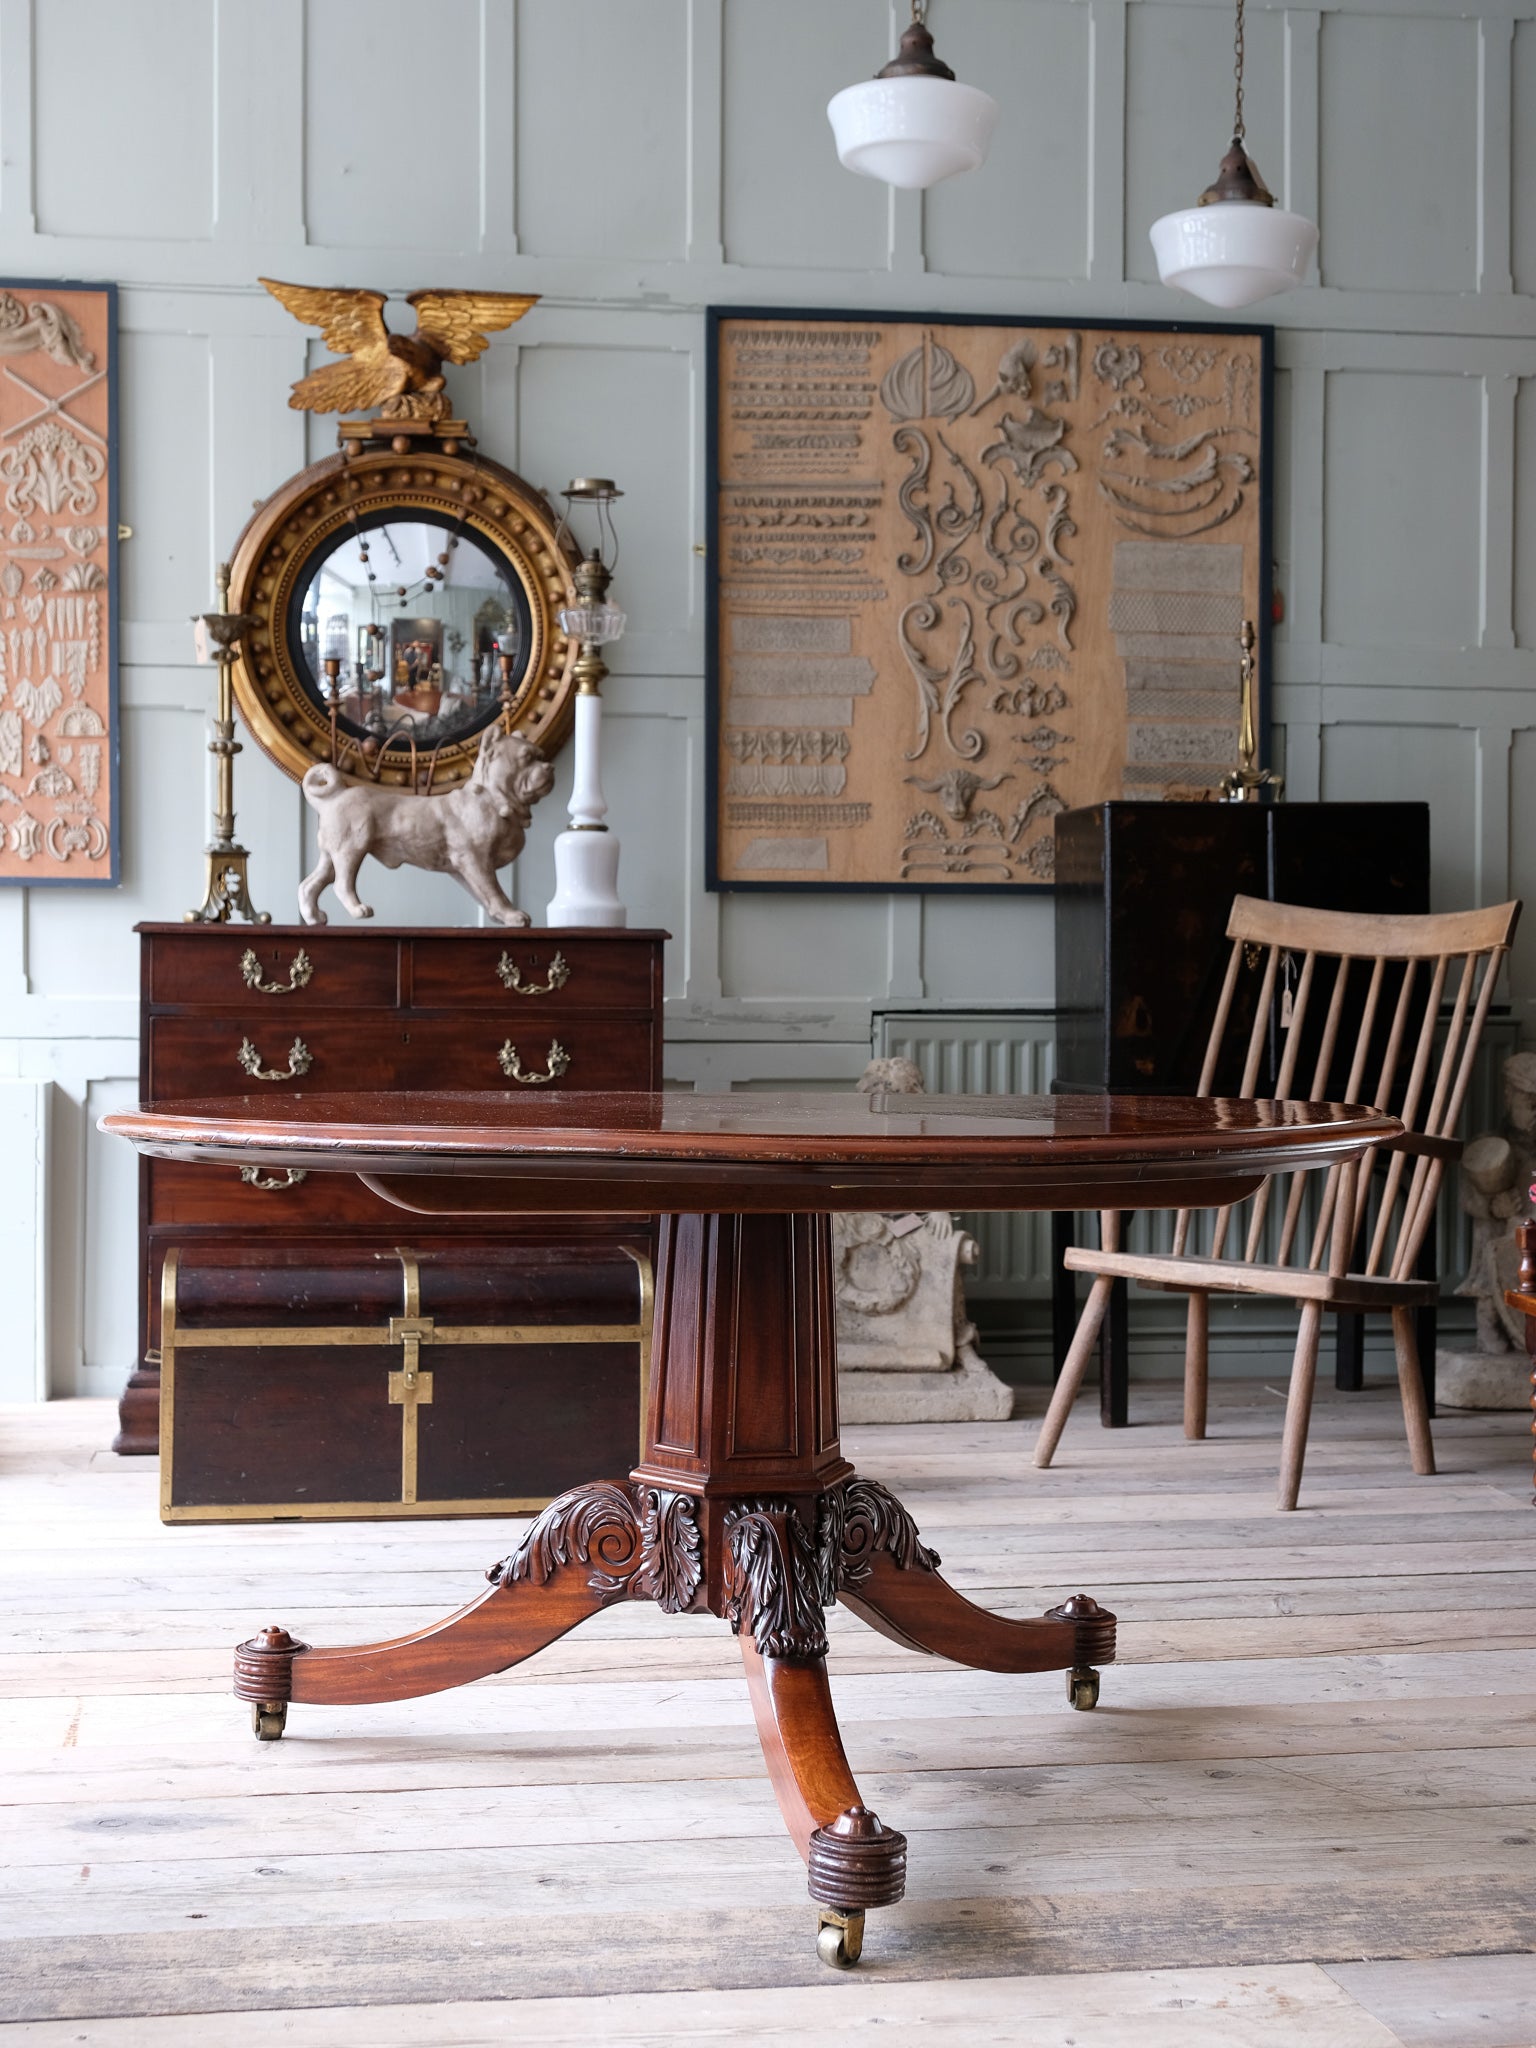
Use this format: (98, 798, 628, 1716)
(2, 1383, 1535, 2046)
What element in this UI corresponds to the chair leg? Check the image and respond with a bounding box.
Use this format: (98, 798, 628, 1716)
(1184, 1292, 1210, 1440)
(1278, 1300, 1324, 1512)
(1391, 1304, 1437, 1477)
(1034, 1274, 1114, 1469)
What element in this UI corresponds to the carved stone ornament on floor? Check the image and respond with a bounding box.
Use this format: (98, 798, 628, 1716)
(1441, 1050, 1536, 1409)
(835, 1058, 1013, 1422)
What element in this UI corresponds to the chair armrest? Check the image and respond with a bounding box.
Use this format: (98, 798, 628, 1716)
(1379, 1130, 1462, 1163)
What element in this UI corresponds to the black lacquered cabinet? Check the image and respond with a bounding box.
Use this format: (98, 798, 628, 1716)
(1050, 801, 1432, 1415)
(1054, 802, 1431, 1094)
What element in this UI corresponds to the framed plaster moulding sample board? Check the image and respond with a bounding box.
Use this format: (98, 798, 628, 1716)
(0, 280, 118, 884)
(706, 308, 1273, 894)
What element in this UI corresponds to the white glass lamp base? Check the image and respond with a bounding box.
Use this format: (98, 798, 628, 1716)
(546, 829, 626, 929)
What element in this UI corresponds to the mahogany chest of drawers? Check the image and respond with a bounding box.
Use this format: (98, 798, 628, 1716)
(119, 924, 667, 1518)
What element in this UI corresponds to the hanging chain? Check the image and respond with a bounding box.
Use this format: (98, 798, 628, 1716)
(1232, 0, 1246, 140)
(912, 0, 929, 23)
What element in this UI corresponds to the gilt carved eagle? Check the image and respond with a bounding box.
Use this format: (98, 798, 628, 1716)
(259, 279, 539, 421)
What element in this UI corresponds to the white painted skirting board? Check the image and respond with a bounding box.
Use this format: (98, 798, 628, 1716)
(0, 1081, 49, 1401)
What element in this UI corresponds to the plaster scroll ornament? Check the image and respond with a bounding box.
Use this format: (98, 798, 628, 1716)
(981, 409, 1078, 490)
(259, 279, 539, 423)
(297, 722, 555, 927)
(0, 293, 95, 370)
(904, 766, 1010, 821)
(833, 1058, 1014, 1422)
(0, 423, 104, 518)
(0, 708, 20, 777)
(63, 526, 100, 556)
(10, 812, 40, 860)
(44, 804, 109, 862)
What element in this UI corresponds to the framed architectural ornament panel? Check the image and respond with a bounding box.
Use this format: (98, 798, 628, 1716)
(707, 308, 1272, 893)
(0, 280, 118, 885)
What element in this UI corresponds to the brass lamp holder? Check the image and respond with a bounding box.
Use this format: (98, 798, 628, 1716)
(1220, 619, 1283, 804)
(185, 564, 270, 923)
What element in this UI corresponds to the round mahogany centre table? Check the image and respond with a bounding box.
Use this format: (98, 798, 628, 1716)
(104, 1088, 1398, 1967)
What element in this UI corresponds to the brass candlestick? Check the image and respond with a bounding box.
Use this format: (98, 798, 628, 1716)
(185, 563, 270, 923)
(1220, 619, 1283, 803)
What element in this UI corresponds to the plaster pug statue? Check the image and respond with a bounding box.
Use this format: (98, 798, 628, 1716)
(297, 723, 554, 926)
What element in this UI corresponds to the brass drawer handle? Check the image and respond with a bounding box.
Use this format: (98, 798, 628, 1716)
(241, 948, 313, 995)
(496, 949, 570, 995)
(239, 1166, 309, 1191)
(497, 1038, 570, 1085)
(237, 1036, 313, 1082)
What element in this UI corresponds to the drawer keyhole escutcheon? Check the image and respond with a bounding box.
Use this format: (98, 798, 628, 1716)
(497, 1039, 571, 1085)
(496, 950, 570, 996)
(237, 1037, 313, 1082)
(241, 948, 313, 995)
(239, 1166, 309, 1191)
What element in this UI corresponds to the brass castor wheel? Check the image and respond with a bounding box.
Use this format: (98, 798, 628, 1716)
(1068, 1665, 1100, 1711)
(251, 1701, 287, 1741)
(816, 1906, 865, 1968)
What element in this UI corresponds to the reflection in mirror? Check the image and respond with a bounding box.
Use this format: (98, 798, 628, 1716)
(291, 514, 533, 752)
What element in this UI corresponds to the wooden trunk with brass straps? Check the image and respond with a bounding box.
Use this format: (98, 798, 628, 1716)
(158, 1241, 652, 1522)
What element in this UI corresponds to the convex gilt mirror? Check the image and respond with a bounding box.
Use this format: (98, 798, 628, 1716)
(228, 442, 580, 791)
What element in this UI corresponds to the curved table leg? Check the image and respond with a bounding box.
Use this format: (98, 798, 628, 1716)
(233, 1480, 670, 1731)
(829, 1478, 1116, 1708)
(739, 1635, 908, 1968)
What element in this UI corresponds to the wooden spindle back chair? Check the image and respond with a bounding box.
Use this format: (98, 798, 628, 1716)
(1034, 895, 1522, 1509)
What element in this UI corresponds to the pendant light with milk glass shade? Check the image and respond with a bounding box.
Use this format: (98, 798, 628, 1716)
(1148, 0, 1318, 306)
(828, 0, 999, 191)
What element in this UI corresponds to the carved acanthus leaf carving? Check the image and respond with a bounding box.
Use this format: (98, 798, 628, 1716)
(0, 423, 104, 518)
(824, 1477, 941, 1595)
(630, 1489, 704, 1613)
(486, 1481, 703, 1613)
(722, 1499, 828, 1660)
(493, 1481, 643, 1596)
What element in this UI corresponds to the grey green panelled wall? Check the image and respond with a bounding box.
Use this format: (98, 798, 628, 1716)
(0, 0, 1530, 1396)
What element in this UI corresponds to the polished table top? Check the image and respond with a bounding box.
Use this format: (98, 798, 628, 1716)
(103, 1089, 1400, 1215)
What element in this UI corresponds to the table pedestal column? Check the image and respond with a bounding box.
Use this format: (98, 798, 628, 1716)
(233, 1211, 1115, 1968)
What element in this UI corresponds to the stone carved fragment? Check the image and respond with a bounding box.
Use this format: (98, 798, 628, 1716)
(834, 1061, 1013, 1421)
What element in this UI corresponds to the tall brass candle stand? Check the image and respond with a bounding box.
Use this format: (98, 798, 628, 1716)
(185, 563, 270, 924)
(1220, 619, 1284, 803)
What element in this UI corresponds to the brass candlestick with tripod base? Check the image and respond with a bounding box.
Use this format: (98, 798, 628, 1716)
(185, 564, 270, 924)
(1220, 618, 1284, 804)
